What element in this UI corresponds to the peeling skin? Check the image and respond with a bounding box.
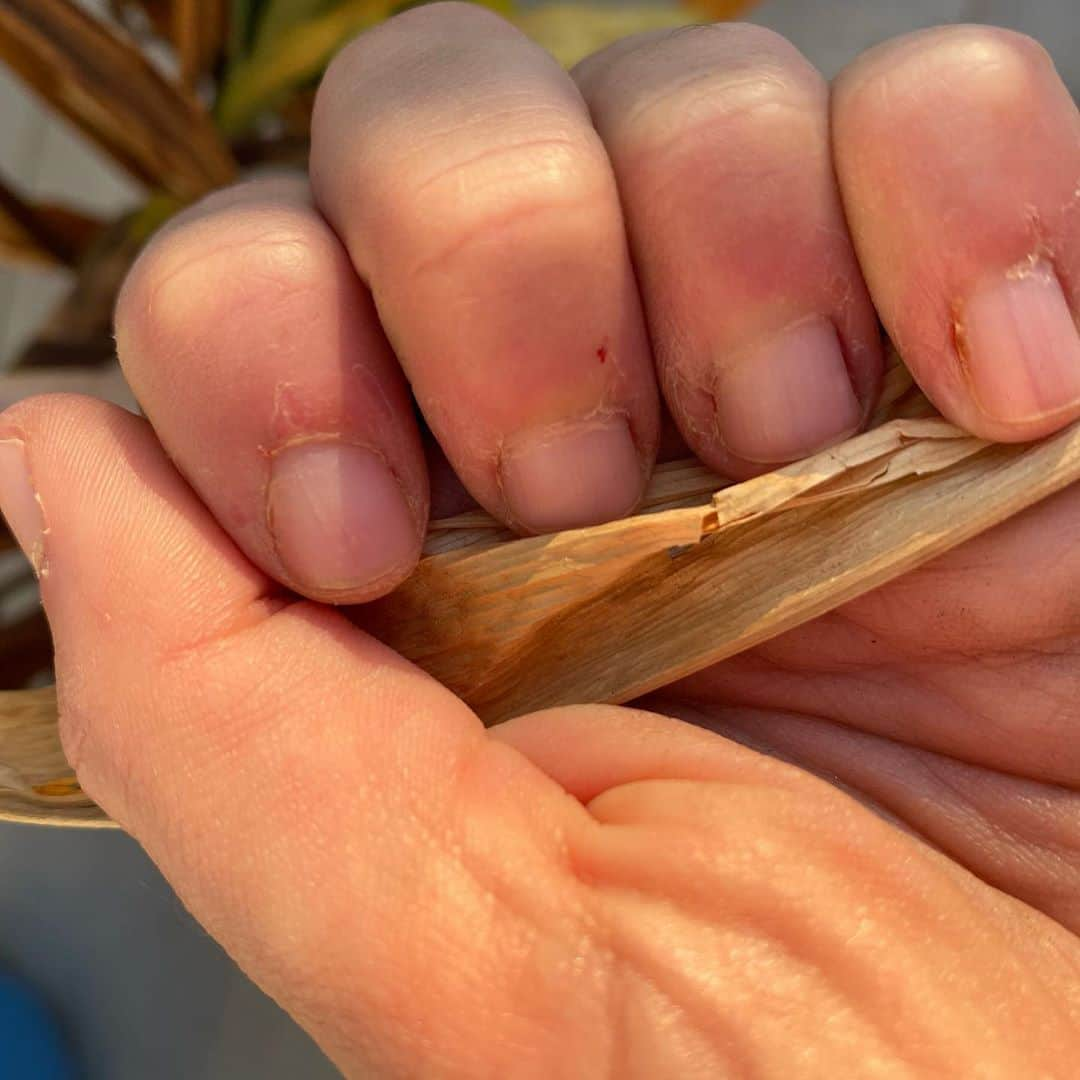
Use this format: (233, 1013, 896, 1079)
(954, 252, 1062, 389)
(268, 365, 400, 450)
(270, 380, 303, 436)
(951, 296, 972, 385)
(264, 432, 388, 457)
(1004, 251, 1052, 281)
(261, 368, 425, 593)
(32, 499, 49, 581)
(663, 361, 715, 449)
(599, 335, 664, 469)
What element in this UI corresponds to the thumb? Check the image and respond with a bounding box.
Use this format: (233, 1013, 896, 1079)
(0, 395, 582, 1074)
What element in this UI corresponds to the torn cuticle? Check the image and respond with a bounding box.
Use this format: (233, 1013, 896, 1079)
(1003, 250, 1054, 282)
(950, 296, 972, 382)
(955, 257, 1080, 424)
(265, 432, 382, 458)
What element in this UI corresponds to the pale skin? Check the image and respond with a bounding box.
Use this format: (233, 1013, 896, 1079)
(1, 8, 1080, 1076)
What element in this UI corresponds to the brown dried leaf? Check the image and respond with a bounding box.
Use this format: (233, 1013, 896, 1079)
(4, 402, 1080, 827)
(108, 0, 173, 39)
(0, 688, 105, 827)
(426, 456, 728, 556)
(0, 210, 53, 266)
(0, 172, 103, 267)
(172, 0, 228, 88)
(368, 416, 1080, 724)
(13, 199, 176, 369)
(0, 0, 234, 199)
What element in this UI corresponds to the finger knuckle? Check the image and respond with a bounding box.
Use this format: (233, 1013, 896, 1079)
(316, 0, 512, 116)
(584, 22, 807, 83)
(590, 25, 823, 156)
(390, 131, 611, 278)
(840, 26, 1052, 125)
(117, 203, 335, 357)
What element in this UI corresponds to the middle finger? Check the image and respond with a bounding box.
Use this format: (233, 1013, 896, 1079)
(310, 2, 661, 533)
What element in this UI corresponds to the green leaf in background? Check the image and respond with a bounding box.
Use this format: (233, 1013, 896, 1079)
(509, 3, 702, 69)
(253, 0, 338, 53)
(217, 0, 512, 137)
(227, 0, 271, 61)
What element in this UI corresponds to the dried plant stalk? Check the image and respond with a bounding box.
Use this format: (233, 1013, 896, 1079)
(0, 174, 103, 267)
(370, 416, 1079, 720)
(16, 212, 148, 368)
(0, 0, 234, 199)
(0, 688, 106, 828)
(173, 0, 227, 88)
(3, 405, 1080, 828)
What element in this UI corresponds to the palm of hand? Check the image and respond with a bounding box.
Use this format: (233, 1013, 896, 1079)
(450, 488, 1080, 1078)
(10, 397, 1077, 1079)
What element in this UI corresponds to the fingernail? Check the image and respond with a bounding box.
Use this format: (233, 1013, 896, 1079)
(500, 416, 643, 532)
(268, 442, 417, 594)
(715, 318, 863, 464)
(0, 439, 47, 577)
(960, 264, 1080, 424)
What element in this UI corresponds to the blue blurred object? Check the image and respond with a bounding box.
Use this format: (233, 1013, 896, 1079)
(0, 973, 78, 1079)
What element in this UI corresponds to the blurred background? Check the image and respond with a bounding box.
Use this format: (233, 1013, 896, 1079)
(0, 1, 1077, 1076)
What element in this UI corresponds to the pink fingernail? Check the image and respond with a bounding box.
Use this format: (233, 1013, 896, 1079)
(960, 263, 1080, 424)
(715, 318, 863, 464)
(500, 416, 643, 533)
(0, 438, 47, 577)
(268, 442, 418, 595)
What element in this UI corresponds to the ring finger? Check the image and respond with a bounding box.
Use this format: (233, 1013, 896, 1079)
(575, 24, 884, 477)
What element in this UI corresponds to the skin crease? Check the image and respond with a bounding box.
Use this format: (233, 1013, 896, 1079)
(3, 9, 1080, 1078)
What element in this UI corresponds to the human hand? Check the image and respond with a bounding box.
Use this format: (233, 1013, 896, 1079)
(2, 7, 1080, 1075)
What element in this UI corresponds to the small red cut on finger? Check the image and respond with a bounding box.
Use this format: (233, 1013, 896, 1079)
(309, 2, 660, 532)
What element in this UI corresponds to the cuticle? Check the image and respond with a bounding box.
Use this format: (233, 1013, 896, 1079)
(709, 316, 865, 467)
(264, 434, 426, 555)
(954, 256, 1080, 425)
(494, 408, 640, 533)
